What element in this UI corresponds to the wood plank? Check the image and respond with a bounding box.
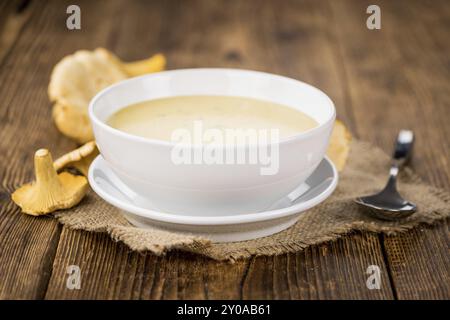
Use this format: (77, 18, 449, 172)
(44, 229, 249, 299)
(45, 229, 394, 299)
(243, 232, 393, 299)
(382, 0, 450, 299)
(0, 0, 33, 66)
(44, 0, 394, 299)
(0, 0, 64, 299)
(383, 223, 449, 299)
(329, 0, 450, 299)
(380, 0, 450, 299)
(0, 0, 131, 299)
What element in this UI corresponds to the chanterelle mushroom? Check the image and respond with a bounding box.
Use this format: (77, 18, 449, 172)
(48, 48, 166, 143)
(54, 141, 98, 176)
(326, 120, 352, 171)
(12, 149, 88, 216)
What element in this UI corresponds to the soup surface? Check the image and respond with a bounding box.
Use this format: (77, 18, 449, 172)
(108, 95, 318, 142)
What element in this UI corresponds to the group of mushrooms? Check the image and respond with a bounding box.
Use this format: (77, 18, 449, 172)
(12, 48, 166, 215)
(11, 48, 351, 216)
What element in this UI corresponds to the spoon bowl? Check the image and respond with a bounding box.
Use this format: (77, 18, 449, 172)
(355, 186, 417, 220)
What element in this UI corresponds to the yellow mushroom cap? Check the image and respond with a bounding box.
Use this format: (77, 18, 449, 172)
(48, 48, 166, 143)
(12, 149, 88, 216)
(121, 53, 166, 77)
(326, 120, 352, 171)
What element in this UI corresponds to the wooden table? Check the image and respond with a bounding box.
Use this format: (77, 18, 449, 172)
(0, 0, 448, 300)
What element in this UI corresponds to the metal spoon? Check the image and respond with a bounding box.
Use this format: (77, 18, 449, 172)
(354, 130, 417, 220)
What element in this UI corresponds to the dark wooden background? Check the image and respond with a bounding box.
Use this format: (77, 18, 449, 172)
(0, 0, 448, 299)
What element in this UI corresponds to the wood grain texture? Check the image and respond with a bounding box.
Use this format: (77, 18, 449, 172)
(0, 0, 448, 299)
(44, 229, 393, 300)
(242, 232, 393, 299)
(0, 0, 33, 67)
(0, 0, 141, 299)
(0, 0, 64, 299)
(45, 229, 250, 299)
(383, 223, 450, 299)
(328, 0, 450, 299)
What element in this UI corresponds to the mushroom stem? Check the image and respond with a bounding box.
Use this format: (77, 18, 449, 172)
(35, 149, 63, 191)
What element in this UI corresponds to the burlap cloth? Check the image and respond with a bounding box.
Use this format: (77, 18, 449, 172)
(54, 140, 450, 261)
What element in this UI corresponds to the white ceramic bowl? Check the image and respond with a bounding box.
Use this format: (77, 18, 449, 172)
(89, 68, 335, 216)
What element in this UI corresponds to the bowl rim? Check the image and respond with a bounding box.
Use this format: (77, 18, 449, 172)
(88, 68, 336, 148)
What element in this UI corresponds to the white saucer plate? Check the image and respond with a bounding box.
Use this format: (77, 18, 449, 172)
(88, 156, 338, 243)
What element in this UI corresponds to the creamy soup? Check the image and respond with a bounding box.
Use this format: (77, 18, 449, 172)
(108, 95, 318, 142)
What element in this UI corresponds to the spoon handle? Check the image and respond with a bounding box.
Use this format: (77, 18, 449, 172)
(385, 130, 414, 193)
(392, 130, 414, 169)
